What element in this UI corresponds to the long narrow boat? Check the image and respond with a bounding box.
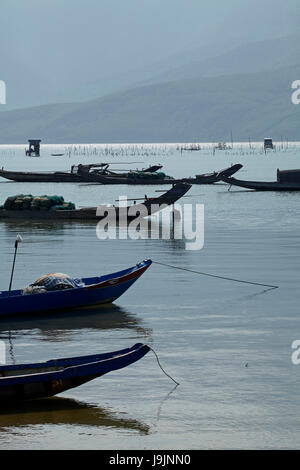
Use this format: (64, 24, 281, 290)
(76, 163, 175, 185)
(222, 176, 300, 191)
(0, 163, 242, 185)
(78, 164, 242, 185)
(0, 259, 151, 317)
(222, 168, 300, 191)
(183, 164, 242, 184)
(0, 343, 150, 402)
(0, 183, 191, 220)
(0, 163, 173, 184)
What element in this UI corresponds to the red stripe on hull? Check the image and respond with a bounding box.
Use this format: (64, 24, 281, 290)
(85, 265, 149, 290)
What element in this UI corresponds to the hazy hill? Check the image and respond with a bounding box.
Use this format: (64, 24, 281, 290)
(79, 35, 300, 105)
(143, 35, 300, 84)
(0, 63, 299, 143)
(1, 34, 299, 111)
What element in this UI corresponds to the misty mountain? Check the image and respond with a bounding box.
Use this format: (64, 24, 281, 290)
(142, 35, 300, 85)
(1, 34, 299, 112)
(0, 62, 298, 143)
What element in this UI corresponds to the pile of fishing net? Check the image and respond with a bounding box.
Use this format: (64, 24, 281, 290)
(2, 195, 76, 211)
(22, 273, 84, 295)
(128, 171, 173, 180)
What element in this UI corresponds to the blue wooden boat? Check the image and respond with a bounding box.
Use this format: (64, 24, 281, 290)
(0, 259, 152, 317)
(0, 343, 150, 402)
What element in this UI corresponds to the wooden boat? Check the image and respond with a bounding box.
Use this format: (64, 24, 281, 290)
(183, 164, 243, 184)
(81, 165, 175, 185)
(79, 163, 163, 178)
(222, 168, 300, 191)
(0, 343, 150, 402)
(0, 183, 191, 220)
(0, 163, 172, 184)
(84, 164, 242, 185)
(0, 163, 242, 185)
(0, 259, 151, 317)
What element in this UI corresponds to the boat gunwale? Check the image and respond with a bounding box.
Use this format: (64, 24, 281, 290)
(0, 260, 152, 299)
(0, 344, 150, 386)
(0, 343, 145, 373)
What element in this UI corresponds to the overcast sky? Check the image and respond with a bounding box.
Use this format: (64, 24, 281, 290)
(0, 0, 299, 109)
(1, 0, 299, 71)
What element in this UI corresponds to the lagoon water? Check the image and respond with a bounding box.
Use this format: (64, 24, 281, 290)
(0, 142, 300, 450)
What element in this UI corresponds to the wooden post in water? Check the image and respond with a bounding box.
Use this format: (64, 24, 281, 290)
(8, 234, 23, 296)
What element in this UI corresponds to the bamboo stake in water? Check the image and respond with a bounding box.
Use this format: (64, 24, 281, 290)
(8, 234, 23, 296)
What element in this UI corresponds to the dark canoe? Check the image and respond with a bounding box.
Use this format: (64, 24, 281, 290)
(0, 183, 191, 220)
(182, 164, 243, 184)
(0, 164, 241, 185)
(0, 164, 166, 184)
(0, 259, 151, 317)
(77, 164, 174, 184)
(0, 343, 150, 402)
(222, 176, 300, 191)
(90, 164, 242, 185)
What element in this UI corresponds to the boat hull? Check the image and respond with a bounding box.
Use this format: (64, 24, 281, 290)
(0, 168, 175, 184)
(182, 164, 243, 184)
(0, 183, 191, 221)
(223, 176, 300, 191)
(0, 343, 150, 402)
(0, 165, 242, 185)
(0, 260, 151, 317)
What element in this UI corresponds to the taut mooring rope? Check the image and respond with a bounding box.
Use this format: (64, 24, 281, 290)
(152, 261, 279, 291)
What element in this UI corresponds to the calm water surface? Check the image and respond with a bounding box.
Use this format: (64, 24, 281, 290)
(0, 143, 300, 449)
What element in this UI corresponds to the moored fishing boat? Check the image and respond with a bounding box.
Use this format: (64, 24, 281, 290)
(0, 343, 150, 402)
(0, 259, 152, 317)
(0, 183, 191, 220)
(0, 163, 173, 184)
(82, 166, 175, 184)
(222, 168, 300, 191)
(0, 163, 242, 185)
(183, 164, 243, 184)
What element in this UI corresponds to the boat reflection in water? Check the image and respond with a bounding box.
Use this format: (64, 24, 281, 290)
(0, 396, 149, 434)
(0, 304, 152, 342)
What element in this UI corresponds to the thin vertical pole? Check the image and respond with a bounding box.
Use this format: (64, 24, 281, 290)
(8, 235, 22, 296)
